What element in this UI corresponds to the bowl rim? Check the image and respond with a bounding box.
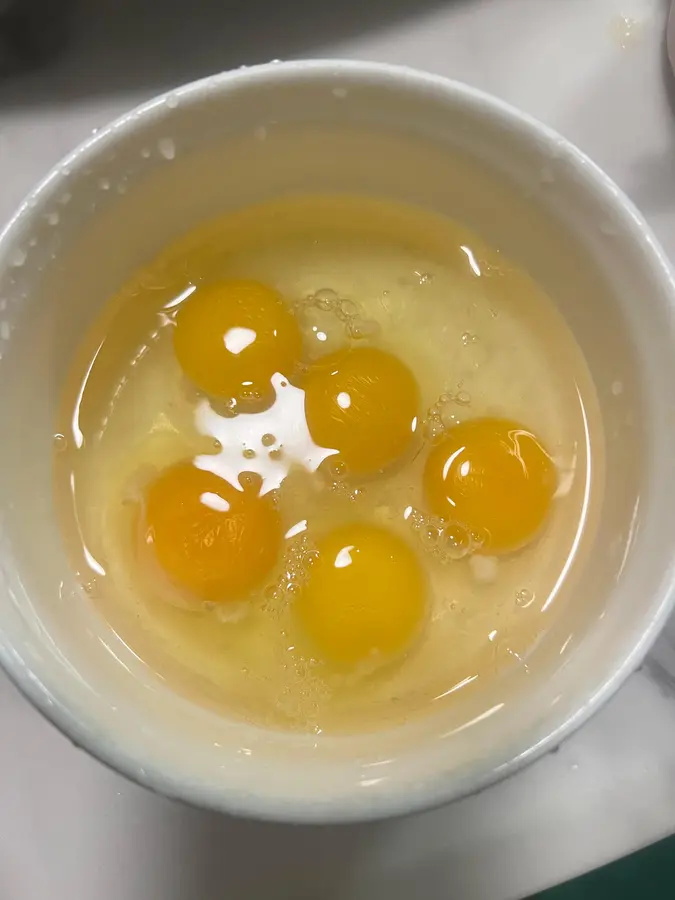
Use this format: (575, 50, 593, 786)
(2, 57, 675, 824)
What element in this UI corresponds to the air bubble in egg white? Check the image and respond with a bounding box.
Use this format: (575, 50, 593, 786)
(141, 147, 151, 159)
(0, 321, 11, 340)
(455, 390, 471, 406)
(332, 87, 348, 99)
(298, 304, 345, 358)
(313, 288, 338, 311)
(348, 318, 380, 340)
(515, 588, 535, 608)
(158, 138, 176, 160)
(338, 297, 359, 318)
(46, 211, 59, 226)
(99, 177, 111, 191)
(29, 237, 37, 247)
(420, 525, 442, 548)
(405, 506, 476, 561)
(166, 94, 179, 109)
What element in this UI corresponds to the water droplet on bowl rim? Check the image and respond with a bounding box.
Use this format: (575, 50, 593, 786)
(158, 137, 176, 160)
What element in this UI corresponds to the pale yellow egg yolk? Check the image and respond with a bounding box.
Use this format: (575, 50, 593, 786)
(296, 522, 427, 666)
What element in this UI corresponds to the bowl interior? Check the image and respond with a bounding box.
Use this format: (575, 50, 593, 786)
(0, 62, 674, 822)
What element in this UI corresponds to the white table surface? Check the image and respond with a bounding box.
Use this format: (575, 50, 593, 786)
(3, 1, 675, 898)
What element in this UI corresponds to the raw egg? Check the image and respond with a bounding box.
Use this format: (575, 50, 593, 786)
(296, 522, 426, 666)
(143, 461, 281, 602)
(303, 346, 420, 475)
(173, 279, 303, 404)
(423, 417, 556, 553)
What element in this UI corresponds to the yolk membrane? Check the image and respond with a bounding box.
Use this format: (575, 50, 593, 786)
(143, 461, 281, 602)
(423, 417, 556, 553)
(302, 346, 420, 476)
(173, 279, 303, 405)
(295, 521, 427, 666)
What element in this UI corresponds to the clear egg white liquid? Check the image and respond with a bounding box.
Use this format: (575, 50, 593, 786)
(54, 194, 603, 733)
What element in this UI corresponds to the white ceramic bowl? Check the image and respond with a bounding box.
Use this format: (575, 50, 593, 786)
(1, 60, 675, 824)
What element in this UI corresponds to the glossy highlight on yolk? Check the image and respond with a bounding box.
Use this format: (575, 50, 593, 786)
(423, 417, 556, 554)
(173, 279, 303, 404)
(303, 346, 420, 476)
(296, 522, 426, 666)
(143, 462, 281, 602)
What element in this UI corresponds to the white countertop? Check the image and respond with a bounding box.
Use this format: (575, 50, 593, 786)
(3, 1, 675, 897)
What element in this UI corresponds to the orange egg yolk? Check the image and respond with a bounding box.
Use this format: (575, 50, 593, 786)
(423, 417, 556, 554)
(302, 346, 420, 476)
(296, 522, 426, 666)
(173, 279, 303, 404)
(143, 462, 281, 602)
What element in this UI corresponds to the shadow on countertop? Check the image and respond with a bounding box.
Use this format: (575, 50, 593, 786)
(0, 0, 71, 76)
(0, 0, 466, 109)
